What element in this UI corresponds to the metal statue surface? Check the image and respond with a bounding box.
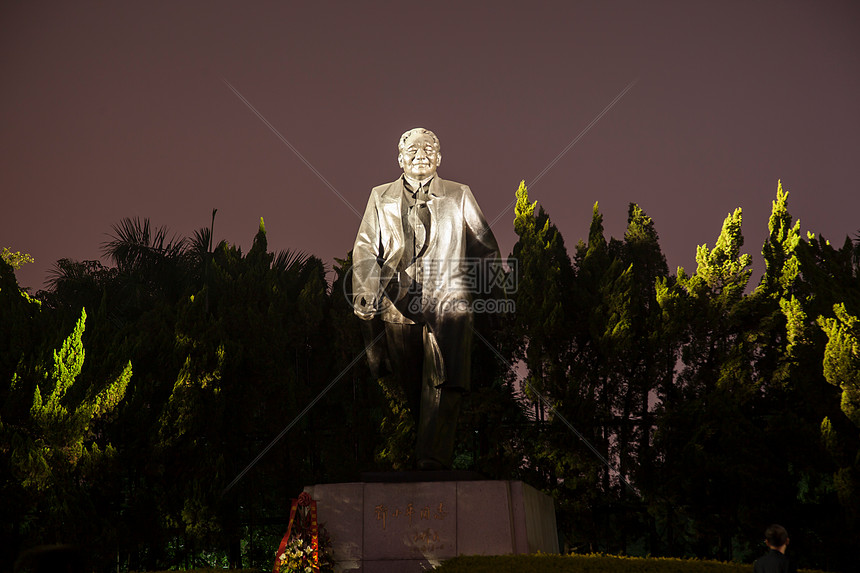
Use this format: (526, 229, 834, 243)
(352, 128, 501, 470)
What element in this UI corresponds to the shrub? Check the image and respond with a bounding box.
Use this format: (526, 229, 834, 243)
(433, 553, 829, 573)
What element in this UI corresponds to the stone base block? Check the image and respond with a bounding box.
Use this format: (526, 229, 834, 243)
(304, 479, 558, 572)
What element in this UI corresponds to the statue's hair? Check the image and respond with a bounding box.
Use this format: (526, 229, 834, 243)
(397, 128, 440, 154)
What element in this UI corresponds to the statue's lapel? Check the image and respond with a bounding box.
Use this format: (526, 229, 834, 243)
(425, 177, 445, 251)
(379, 179, 407, 258)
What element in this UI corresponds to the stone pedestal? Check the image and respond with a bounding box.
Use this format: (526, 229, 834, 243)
(304, 479, 558, 572)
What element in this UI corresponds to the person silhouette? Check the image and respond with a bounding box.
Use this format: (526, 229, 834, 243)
(753, 524, 797, 573)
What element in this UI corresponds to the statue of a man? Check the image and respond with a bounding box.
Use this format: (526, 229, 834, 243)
(352, 128, 501, 470)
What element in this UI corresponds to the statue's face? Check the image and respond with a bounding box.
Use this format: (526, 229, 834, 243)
(398, 132, 441, 180)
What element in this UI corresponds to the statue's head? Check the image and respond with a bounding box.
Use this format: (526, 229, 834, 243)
(397, 128, 441, 180)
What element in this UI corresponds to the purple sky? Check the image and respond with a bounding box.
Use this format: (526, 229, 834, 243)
(3, 1, 859, 292)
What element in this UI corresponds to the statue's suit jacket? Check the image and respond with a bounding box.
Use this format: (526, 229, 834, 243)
(352, 175, 500, 389)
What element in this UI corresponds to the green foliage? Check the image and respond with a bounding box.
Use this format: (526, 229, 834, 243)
(513, 184, 677, 555)
(1, 247, 34, 270)
(3, 306, 130, 490)
(760, 181, 802, 295)
(374, 376, 416, 470)
(817, 303, 860, 522)
(435, 553, 821, 573)
(819, 303, 860, 428)
(1, 263, 130, 570)
(514, 180, 538, 236)
(3, 176, 857, 571)
(687, 208, 752, 297)
(129, 570, 260, 573)
(512, 181, 574, 400)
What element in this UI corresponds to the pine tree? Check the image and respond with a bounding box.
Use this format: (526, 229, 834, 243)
(748, 183, 846, 563)
(1, 261, 130, 563)
(654, 206, 758, 559)
(818, 303, 860, 535)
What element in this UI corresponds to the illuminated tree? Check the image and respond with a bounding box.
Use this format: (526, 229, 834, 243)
(1, 247, 34, 270)
(0, 258, 129, 565)
(819, 304, 860, 525)
(653, 206, 758, 559)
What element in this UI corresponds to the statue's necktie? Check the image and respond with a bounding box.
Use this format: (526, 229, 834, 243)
(411, 185, 431, 260)
(404, 183, 430, 268)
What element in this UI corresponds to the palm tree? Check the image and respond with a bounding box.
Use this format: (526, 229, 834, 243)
(103, 217, 187, 271)
(101, 217, 191, 315)
(272, 249, 309, 274)
(42, 258, 116, 315)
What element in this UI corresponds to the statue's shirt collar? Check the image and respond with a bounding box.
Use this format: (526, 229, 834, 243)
(402, 173, 435, 194)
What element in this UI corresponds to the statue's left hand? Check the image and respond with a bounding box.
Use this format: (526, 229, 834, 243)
(354, 293, 378, 320)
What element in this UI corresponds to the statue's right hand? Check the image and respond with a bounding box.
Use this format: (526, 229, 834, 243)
(354, 293, 378, 320)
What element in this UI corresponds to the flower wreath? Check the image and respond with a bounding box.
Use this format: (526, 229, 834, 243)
(273, 492, 335, 573)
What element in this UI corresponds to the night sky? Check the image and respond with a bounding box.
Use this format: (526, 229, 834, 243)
(3, 1, 859, 292)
